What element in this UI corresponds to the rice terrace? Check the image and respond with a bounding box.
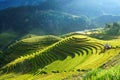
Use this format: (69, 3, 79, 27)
(0, 0, 120, 80)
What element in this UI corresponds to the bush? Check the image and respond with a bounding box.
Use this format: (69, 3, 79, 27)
(0, 50, 4, 64)
(52, 70, 59, 73)
(0, 50, 3, 58)
(40, 70, 47, 74)
(0, 50, 2, 54)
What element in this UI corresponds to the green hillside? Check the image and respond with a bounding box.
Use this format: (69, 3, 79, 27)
(0, 7, 90, 35)
(0, 1, 120, 80)
(0, 34, 120, 80)
(0, 32, 17, 50)
(0, 35, 61, 67)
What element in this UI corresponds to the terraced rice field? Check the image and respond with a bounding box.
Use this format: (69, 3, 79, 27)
(0, 35, 120, 80)
(0, 35, 61, 66)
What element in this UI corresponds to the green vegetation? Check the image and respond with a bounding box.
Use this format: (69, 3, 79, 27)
(83, 64, 120, 80)
(105, 22, 120, 35)
(0, 32, 17, 50)
(0, 1, 120, 80)
(0, 35, 61, 66)
(0, 35, 102, 73)
(0, 8, 90, 35)
(86, 22, 120, 40)
(0, 22, 120, 80)
(0, 50, 3, 60)
(0, 33, 119, 80)
(101, 53, 120, 69)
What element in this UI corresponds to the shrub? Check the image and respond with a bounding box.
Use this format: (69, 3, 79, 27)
(0, 50, 2, 54)
(40, 70, 47, 74)
(52, 70, 59, 73)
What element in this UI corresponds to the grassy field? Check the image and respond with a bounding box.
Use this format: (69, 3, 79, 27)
(0, 33, 120, 80)
(83, 64, 120, 80)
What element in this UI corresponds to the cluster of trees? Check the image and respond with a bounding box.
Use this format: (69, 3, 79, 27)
(105, 22, 120, 35)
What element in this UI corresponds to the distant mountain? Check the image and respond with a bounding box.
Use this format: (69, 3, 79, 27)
(0, 0, 46, 10)
(92, 15, 120, 26)
(0, 6, 90, 35)
(40, 0, 120, 17)
(1, 0, 120, 17)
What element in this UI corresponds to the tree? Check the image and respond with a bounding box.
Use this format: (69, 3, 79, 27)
(105, 22, 120, 35)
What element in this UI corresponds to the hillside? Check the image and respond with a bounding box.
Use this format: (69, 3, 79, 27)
(1, 0, 120, 17)
(40, 0, 120, 17)
(0, 6, 89, 35)
(0, 32, 18, 50)
(92, 15, 120, 26)
(1, 2, 120, 36)
(0, 34, 120, 80)
(0, 35, 61, 66)
(0, 1, 120, 80)
(0, 0, 45, 10)
(86, 22, 120, 41)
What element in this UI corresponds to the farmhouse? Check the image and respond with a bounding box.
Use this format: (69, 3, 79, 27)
(104, 43, 112, 50)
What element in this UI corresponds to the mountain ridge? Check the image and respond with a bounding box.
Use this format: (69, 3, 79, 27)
(0, 6, 90, 35)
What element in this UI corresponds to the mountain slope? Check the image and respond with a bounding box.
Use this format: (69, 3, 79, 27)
(40, 0, 120, 17)
(0, 34, 120, 80)
(0, 35, 61, 66)
(92, 15, 120, 26)
(0, 0, 46, 10)
(1, 35, 120, 73)
(1, 0, 120, 17)
(0, 6, 89, 35)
